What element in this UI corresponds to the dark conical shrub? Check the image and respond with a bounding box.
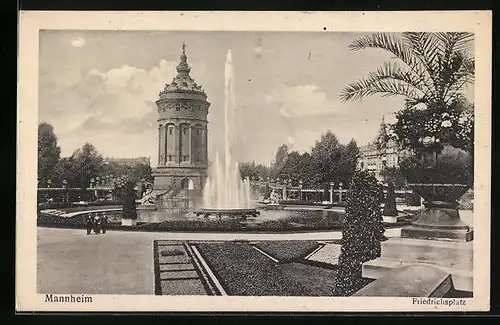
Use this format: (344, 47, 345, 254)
(378, 183, 385, 203)
(333, 170, 384, 296)
(383, 182, 398, 216)
(122, 181, 138, 219)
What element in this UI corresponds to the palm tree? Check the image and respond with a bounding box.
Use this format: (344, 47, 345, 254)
(339, 32, 474, 111)
(339, 32, 475, 241)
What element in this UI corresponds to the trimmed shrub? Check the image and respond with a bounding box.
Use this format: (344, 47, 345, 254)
(121, 181, 137, 219)
(333, 170, 384, 296)
(378, 183, 385, 203)
(383, 182, 398, 216)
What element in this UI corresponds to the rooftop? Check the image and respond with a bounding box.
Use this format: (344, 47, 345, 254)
(159, 43, 205, 95)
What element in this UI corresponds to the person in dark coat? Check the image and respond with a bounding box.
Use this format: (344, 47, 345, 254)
(86, 213, 93, 235)
(101, 212, 108, 234)
(93, 214, 101, 234)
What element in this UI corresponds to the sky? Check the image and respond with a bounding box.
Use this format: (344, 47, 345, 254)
(39, 31, 474, 167)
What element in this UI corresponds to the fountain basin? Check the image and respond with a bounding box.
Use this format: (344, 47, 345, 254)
(195, 208, 260, 219)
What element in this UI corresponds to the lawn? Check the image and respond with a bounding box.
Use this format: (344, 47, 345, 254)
(196, 242, 339, 296)
(253, 241, 321, 262)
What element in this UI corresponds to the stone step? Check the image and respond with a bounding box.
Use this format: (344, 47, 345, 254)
(380, 237, 473, 270)
(354, 264, 453, 297)
(362, 258, 473, 292)
(401, 226, 474, 242)
(160, 270, 199, 280)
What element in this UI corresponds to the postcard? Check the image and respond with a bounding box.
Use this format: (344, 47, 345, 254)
(17, 10, 491, 312)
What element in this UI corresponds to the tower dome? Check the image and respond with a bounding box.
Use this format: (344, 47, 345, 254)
(153, 43, 210, 191)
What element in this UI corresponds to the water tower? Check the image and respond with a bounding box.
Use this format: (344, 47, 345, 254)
(153, 43, 210, 192)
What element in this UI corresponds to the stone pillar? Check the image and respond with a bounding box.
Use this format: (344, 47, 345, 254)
(188, 124, 192, 163)
(175, 123, 181, 163)
(329, 182, 334, 203)
(204, 126, 208, 165)
(282, 185, 287, 201)
(158, 124, 165, 166)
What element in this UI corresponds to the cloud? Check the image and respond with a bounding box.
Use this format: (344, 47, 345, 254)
(264, 84, 341, 117)
(39, 59, 178, 163)
(71, 37, 85, 48)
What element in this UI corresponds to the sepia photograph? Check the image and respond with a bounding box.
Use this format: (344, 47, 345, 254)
(17, 11, 491, 312)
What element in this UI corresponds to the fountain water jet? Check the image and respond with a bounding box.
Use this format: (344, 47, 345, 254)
(196, 49, 258, 219)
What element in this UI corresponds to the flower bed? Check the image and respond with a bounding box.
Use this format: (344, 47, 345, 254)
(278, 200, 347, 208)
(38, 201, 122, 210)
(253, 241, 321, 262)
(196, 242, 321, 296)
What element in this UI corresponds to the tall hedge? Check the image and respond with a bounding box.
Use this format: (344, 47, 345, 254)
(333, 170, 384, 296)
(122, 181, 138, 219)
(383, 182, 398, 216)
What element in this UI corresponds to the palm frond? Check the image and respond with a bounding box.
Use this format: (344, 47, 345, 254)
(339, 69, 423, 102)
(435, 32, 474, 54)
(402, 33, 444, 82)
(441, 51, 475, 103)
(349, 33, 418, 68)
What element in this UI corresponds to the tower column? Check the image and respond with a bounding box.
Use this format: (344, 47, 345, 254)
(189, 124, 193, 163)
(175, 122, 181, 164)
(158, 124, 165, 166)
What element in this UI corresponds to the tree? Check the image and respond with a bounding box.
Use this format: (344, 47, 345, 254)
(239, 161, 271, 180)
(121, 181, 138, 219)
(50, 157, 78, 187)
(339, 139, 360, 185)
(298, 153, 314, 187)
(270, 144, 289, 178)
(333, 170, 385, 296)
(38, 122, 61, 186)
(72, 143, 105, 190)
(278, 151, 303, 183)
(339, 32, 474, 153)
(310, 131, 343, 186)
(379, 167, 407, 189)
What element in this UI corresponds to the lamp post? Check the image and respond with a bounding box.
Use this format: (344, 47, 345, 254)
(46, 179, 52, 203)
(62, 179, 68, 203)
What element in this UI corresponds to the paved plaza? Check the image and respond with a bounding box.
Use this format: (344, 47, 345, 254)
(37, 210, 472, 295)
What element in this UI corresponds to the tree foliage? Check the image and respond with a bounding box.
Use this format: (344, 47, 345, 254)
(270, 144, 289, 178)
(239, 161, 271, 180)
(101, 161, 154, 184)
(246, 132, 360, 189)
(379, 167, 407, 189)
(38, 123, 61, 186)
(333, 170, 385, 296)
(71, 143, 105, 189)
(339, 32, 475, 154)
(339, 32, 474, 107)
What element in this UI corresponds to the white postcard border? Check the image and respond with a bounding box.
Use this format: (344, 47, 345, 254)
(17, 10, 492, 312)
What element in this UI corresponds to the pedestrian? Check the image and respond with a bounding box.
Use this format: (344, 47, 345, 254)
(94, 214, 101, 234)
(86, 213, 93, 235)
(101, 212, 108, 234)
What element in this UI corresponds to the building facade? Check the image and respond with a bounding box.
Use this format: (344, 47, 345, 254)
(357, 117, 400, 181)
(152, 44, 210, 191)
(357, 141, 399, 181)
